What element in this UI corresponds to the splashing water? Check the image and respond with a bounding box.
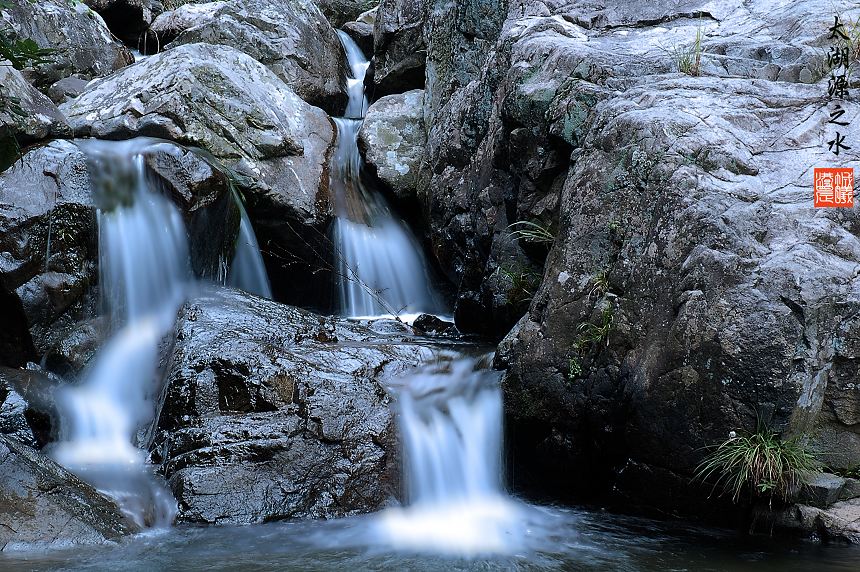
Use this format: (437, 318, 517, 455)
(331, 32, 445, 320)
(51, 139, 189, 528)
(373, 358, 527, 556)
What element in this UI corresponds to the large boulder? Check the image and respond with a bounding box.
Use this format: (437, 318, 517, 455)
(371, 0, 425, 96)
(358, 89, 425, 205)
(0, 0, 133, 91)
(149, 0, 349, 114)
(0, 66, 70, 146)
(151, 287, 436, 524)
(0, 434, 137, 550)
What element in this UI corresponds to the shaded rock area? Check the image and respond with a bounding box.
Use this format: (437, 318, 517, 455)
(0, 435, 137, 551)
(358, 89, 425, 206)
(149, 0, 349, 114)
(151, 287, 438, 524)
(315, 0, 377, 28)
(342, 7, 376, 55)
(370, 0, 425, 96)
(84, 0, 163, 47)
(0, 0, 133, 91)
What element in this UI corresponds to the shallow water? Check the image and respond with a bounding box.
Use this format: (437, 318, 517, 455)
(3, 504, 859, 571)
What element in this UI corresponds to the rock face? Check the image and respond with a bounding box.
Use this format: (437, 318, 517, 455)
(0, 141, 97, 362)
(0, 0, 133, 90)
(397, 0, 860, 516)
(149, 0, 349, 114)
(151, 287, 435, 524)
(0, 66, 70, 145)
(358, 89, 425, 204)
(0, 435, 137, 550)
(342, 6, 376, 55)
(371, 0, 426, 96)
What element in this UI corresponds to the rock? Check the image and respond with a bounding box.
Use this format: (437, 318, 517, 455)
(371, 0, 426, 96)
(0, 364, 64, 449)
(802, 473, 848, 509)
(0, 434, 137, 550)
(151, 286, 437, 524)
(84, 0, 163, 46)
(314, 0, 377, 27)
(358, 89, 425, 204)
(0, 381, 39, 448)
(342, 7, 376, 55)
(149, 0, 349, 114)
(45, 77, 92, 106)
(500, 73, 860, 508)
(0, 66, 71, 146)
(0, 0, 133, 91)
(773, 500, 860, 544)
(0, 141, 97, 360)
(412, 313, 456, 336)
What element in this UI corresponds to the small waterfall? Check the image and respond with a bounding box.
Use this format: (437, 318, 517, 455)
(228, 193, 272, 299)
(331, 32, 444, 321)
(50, 139, 189, 528)
(374, 358, 525, 555)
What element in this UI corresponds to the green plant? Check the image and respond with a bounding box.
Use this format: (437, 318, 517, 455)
(694, 428, 819, 505)
(495, 263, 541, 307)
(588, 269, 610, 299)
(507, 220, 555, 245)
(667, 16, 704, 77)
(567, 302, 614, 382)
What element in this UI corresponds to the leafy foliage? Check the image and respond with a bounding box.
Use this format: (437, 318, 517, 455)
(694, 428, 819, 505)
(507, 220, 555, 245)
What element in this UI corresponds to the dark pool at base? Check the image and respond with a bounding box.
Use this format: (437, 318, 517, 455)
(3, 504, 859, 571)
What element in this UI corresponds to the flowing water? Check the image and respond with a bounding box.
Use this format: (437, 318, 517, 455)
(49, 139, 189, 527)
(331, 32, 445, 321)
(227, 195, 272, 299)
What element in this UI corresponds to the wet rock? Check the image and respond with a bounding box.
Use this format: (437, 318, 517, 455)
(0, 381, 39, 448)
(358, 89, 425, 204)
(802, 473, 849, 509)
(84, 0, 163, 46)
(342, 7, 376, 55)
(315, 0, 377, 27)
(0, 66, 71, 147)
(371, 0, 426, 96)
(0, 434, 137, 550)
(0, 364, 64, 449)
(412, 313, 456, 336)
(0, 141, 97, 359)
(773, 500, 860, 544)
(152, 287, 437, 524)
(149, 0, 349, 114)
(0, 0, 133, 91)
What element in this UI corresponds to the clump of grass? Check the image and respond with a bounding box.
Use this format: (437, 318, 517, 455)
(674, 24, 703, 76)
(507, 220, 555, 245)
(694, 428, 819, 505)
(495, 263, 541, 308)
(567, 302, 614, 382)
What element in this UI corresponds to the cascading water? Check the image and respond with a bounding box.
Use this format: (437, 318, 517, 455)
(331, 31, 444, 321)
(50, 139, 189, 527)
(228, 195, 272, 299)
(373, 358, 527, 555)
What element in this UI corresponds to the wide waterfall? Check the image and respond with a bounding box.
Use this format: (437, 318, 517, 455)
(331, 31, 444, 321)
(373, 358, 526, 555)
(50, 139, 191, 527)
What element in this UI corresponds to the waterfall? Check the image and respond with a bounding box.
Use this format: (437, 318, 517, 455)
(373, 358, 526, 555)
(50, 139, 189, 528)
(331, 32, 444, 321)
(228, 193, 272, 299)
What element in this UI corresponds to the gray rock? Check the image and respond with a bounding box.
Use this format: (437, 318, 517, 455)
(342, 6, 376, 55)
(358, 89, 425, 203)
(0, 382, 39, 448)
(773, 500, 860, 544)
(151, 287, 438, 524)
(45, 77, 92, 106)
(0, 0, 133, 91)
(150, 0, 349, 114)
(0, 66, 71, 145)
(0, 434, 137, 550)
(314, 0, 378, 27)
(802, 473, 848, 509)
(371, 0, 426, 96)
